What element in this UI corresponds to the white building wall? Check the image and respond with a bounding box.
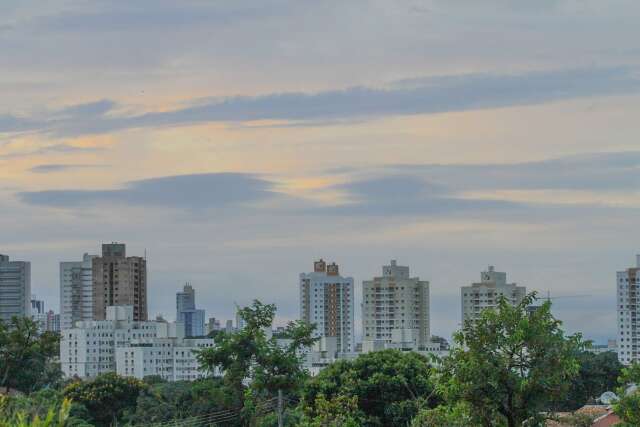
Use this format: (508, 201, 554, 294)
(61, 305, 213, 381)
(60, 254, 96, 330)
(617, 255, 640, 365)
(116, 338, 215, 381)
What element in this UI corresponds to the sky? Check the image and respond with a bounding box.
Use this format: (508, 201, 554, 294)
(2, 0, 640, 343)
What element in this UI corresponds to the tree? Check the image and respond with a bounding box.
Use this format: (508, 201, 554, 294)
(196, 300, 317, 424)
(299, 394, 366, 427)
(0, 317, 61, 393)
(124, 378, 236, 425)
(411, 402, 477, 427)
(301, 349, 438, 426)
(553, 350, 622, 411)
(0, 395, 71, 427)
(63, 372, 147, 426)
(438, 293, 583, 427)
(613, 362, 640, 426)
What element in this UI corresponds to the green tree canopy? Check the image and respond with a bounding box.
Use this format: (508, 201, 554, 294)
(301, 349, 438, 426)
(614, 362, 640, 426)
(0, 317, 61, 393)
(63, 372, 146, 427)
(553, 350, 622, 411)
(438, 293, 583, 427)
(196, 300, 317, 423)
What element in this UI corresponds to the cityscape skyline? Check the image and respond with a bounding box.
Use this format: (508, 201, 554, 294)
(4, 245, 634, 344)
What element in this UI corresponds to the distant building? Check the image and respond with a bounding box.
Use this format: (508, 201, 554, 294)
(225, 319, 234, 333)
(206, 317, 221, 334)
(587, 339, 617, 355)
(92, 243, 147, 321)
(236, 311, 246, 331)
(461, 266, 526, 323)
(617, 255, 640, 365)
(46, 310, 60, 332)
(0, 254, 31, 322)
(60, 305, 208, 380)
(176, 283, 205, 337)
(60, 253, 97, 330)
(31, 295, 47, 331)
(300, 259, 355, 353)
(362, 260, 430, 349)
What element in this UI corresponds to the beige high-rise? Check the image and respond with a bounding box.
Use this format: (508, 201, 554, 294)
(92, 243, 147, 321)
(461, 266, 526, 324)
(362, 260, 430, 348)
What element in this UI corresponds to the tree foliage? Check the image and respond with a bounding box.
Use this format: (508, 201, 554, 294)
(614, 362, 640, 426)
(63, 372, 146, 426)
(125, 377, 238, 425)
(302, 349, 438, 426)
(0, 395, 70, 427)
(196, 300, 317, 424)
(553, 350, 622, 411)
(438, 293, 583, 427)
(0, 317, 61, 393)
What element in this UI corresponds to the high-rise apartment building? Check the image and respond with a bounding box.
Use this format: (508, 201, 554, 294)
(176, 283, 205, 337)
(617, 255, 640, 365)
(60, 253, 97, 330)
(0, 254, 31, 322)
(362, 260, 430, 348)
(461, 266, 526, 323)
(92, 243, 147, 321)
(300, 259, 355, 353)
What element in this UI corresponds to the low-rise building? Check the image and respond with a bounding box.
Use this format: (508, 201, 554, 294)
(116, 338, 215, 381)
(60, 305, 211, 381)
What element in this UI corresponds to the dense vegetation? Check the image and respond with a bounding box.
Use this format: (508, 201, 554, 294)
(0, 295, 637, 426)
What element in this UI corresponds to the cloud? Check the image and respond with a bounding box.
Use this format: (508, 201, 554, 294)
(0, 143, 101, 159)
(2, 66, 639, 137)
(18, 173, 276, 209)
(325, 174, 521, 217)
(316, 151, 640, 217)
(385, 151, 640, 192)
(29, 163, 108, 173)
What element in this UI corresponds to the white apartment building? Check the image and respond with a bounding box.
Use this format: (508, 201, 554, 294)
(0, 254, 31, 322)
(116, 338, 215, 381)
(362, 260, 431, 349)
(60, 253, 97, 330)
(300, 259, 355, 353)
(461, 266, 526, 323)
(617, 255, 640, 365)
(60, 306, 199, 380)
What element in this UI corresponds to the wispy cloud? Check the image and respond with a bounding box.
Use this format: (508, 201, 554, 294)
(2, 66, 639, 137)
(18, 173, 276, 210)
(29, 163, 108, 173)
(0, 143, 102, 159)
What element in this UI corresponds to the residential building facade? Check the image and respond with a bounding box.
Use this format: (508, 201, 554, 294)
(299, 259, 355, 353)
(0, 254, 31, 322)
(617, 255, 640, 365)
(461, 265, 526, 323)
(60, 253, 97, 330)
(60, 305, 190, 379)
(362, 260, 431, 349)
(92, 243, 147, 321)
(115, 337, 215, 381)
